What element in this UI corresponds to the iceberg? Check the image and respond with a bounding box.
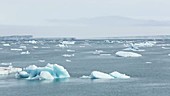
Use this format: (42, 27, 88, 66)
(90, 71, 114, 79)
(81, 71, 130, 79)
(109, 71, 130, 79)
(115, 51, 142, 57)
(16, 64, 70, 80)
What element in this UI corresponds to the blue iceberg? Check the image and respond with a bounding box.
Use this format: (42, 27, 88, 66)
(15, 64, 70, 80)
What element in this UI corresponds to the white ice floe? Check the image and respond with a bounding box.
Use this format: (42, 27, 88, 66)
(3, 44, 10, 47)
(90, 71, 114, 79)
(19, 46, 27, 49)
(28, 40, 37, 44)
(109, 71, 130, 79)
(162, 47, 170, 49)
(66, 49, 75, 52)
(81, 71, 130, 79)
(33, 46, 38, 49)
(16, 64, 70, 80)
(99, 54, 112, 56)
(115, 51, 142, 57)
(123, 47, 145, 52)
(145, 62, 152, 64)
(41, 47, 50, 49)
(168, 54, 170, 56)
(11, 48, 23, 51)
(15, 71, 29, 78)
(1, 62, 12, 65)
(93, 50, 104, 54)
(66, 59, 72, 62)
(0, 66, 22, 75)
(38, 60, 45, 62)
(21, 51, 30, 55)
(62, 54, 75, 57)
(133, 41, 156, 47)
(58, 44, 68, 48)
(61, 41, 75, 45)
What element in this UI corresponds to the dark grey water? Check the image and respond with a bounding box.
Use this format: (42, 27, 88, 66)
(0, 39, 170, 96)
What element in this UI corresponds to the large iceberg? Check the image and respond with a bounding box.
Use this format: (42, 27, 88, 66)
(81, 71, 130, 79)
(16, 64, 70, 80)
(115, 51, 142, 57)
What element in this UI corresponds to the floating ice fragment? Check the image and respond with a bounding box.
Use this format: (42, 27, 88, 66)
(62, 54, 74, 57)
(38, 60, 45, 62)
(115, 51, 142, 57)
(0, 66, 22, 75)
(61, 41, 75, 45)
(11, 48, 23, 51)
(21, 51, 30, 54)
(109, 71, 130, 79)
(145, 62, 152, 64)
(15, 71, 29, 78)
(3, 44, 10, 47)
(66, 59, 72, 62)
(81, 71, 130, 79)
(90, 71, 114, 79)
(66, 49, 75, 52)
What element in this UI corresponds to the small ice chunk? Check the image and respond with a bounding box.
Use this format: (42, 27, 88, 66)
(3, 44, 10, 47)
(33, 46, 38, 49)
(11, 48, 23, 51)
(16, 71, 29, 78)
(38, 60, 45, 62)
(21, 51, 30, 54)
(146, 62, 152, 64)
(61, 41, 75, 45)
(115, 51, 142, 57)
(19, 46, 27, 49)
(66, 59, 72, 62)
(109, 71, 130, 79)
(80, 75, 91, 79)
(90, 71, 114, 79)
(62, 54, 74, 57)
(100, 54, 111, 56)
(66, 49, 75, 52)
(58, 44, 68, 48)
(39, 71, 54, 80)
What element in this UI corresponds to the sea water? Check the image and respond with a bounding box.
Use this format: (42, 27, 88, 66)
(0, 39, 170, 96)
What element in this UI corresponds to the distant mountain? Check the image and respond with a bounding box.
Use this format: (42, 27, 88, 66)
(47, 16, 170, 27)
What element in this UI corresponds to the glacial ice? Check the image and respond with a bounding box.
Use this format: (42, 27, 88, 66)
(109, 71, 130, 79)
(81, 71, 130, 79)
(40, 71, 55, 80)
(90, 71, 114, 79)
(115, 51, 142, 57)
(16, 64, 70, 80)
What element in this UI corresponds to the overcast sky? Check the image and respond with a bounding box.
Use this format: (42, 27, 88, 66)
(0, 0, 170, 38)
